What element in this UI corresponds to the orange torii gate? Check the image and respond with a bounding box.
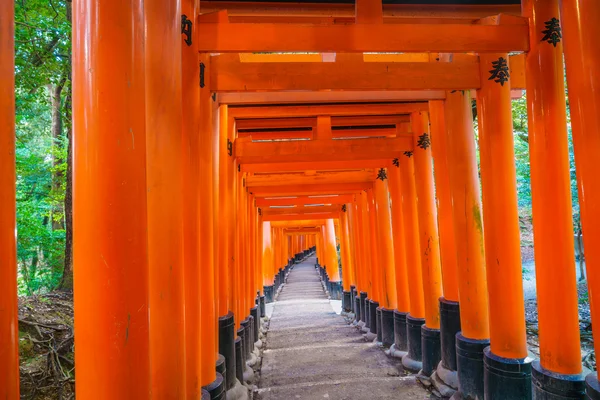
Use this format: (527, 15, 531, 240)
(2, 1, 600, 400)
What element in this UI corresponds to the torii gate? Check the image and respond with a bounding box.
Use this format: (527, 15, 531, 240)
(2, 1, 600, 400)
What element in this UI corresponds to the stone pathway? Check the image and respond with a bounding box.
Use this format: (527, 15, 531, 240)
(257, 256, 431, 400)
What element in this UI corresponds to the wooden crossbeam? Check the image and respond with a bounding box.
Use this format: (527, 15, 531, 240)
(256, 194, 355, 207)
(197, 22, 529, 53)
(211, 54, 525, 92)
(211, 55, 480, 92)
(263, 212, 339, 222)
(241, 160, 393, 173)
(284, 228, 322, 235)
(236, 136, 411, 165)
(247, 170, 375, 188)
(236, 115, 409, 130)
(229, 103, 428, 119)
(250, 182, 371, 197)
(262, 205, 342, 216)
(270, 220, 328, 228)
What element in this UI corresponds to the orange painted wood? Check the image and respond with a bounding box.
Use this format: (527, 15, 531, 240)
(236, 137, 412, 165)
(411, 112, 443, 330)
(444, 90, 489, 341)
(477, 53, 527, 360)
(523, 0, 582, 375)
(197, 22, 529, 53)
(428, 101, 459, 302)
(145, 0, 186, 394)
(398, 154, 425, 319)
(247, 171, 375, 188)
(388, 164, 411, 313)
(229, 103, 428, 119)
(358, 192, 373, 296)
(561, 0, 600, 364)
(182, 0, 201, 394)
(324, 219, 341, 281)
(367, 188, 383, 303)
(262, 205, 341, 216)
(262, 221, 274, 286)
(236, 117, 315, 130)
(241, 159, 394, 173)
(256, 194, 355, 207)
(284, 228, 322, 235)
(373, 175, 397, 310)
(217, 105, 231, 317)
(264, 213, 339, 222)
(356, 0, 382, 23)
(250, 182, 370, 197)
(271, 220, 328, 228)
(0, 2, 19, 398)
(211, 56, 480, 92)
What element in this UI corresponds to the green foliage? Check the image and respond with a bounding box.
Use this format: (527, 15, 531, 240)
(14, 0, 71, 295)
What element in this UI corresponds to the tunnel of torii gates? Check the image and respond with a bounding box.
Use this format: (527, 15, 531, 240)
(2, 0, 600, 399)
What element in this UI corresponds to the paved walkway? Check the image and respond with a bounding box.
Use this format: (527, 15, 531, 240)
(257, 256, 431, 400)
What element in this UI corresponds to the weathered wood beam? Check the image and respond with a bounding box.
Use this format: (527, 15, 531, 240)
(256, 194, 355, 207)
(236, 136, 412, 165)
(197, 22, 528, 53)
(247, 170, 375, 188)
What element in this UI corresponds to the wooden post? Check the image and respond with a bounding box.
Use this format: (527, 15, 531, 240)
(411, 111, 443, 376)
(523, 0, 586, 393)
(560, 0, 600, 392)
(198, 54, 218, 391)
(477, 52, 531, 398)
(398, 152, 426, 372)
(444, 90, 489, 398)
(0, 2, 19, 398)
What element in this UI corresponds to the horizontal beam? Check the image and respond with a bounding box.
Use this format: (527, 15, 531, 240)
(250, 182, 371, 197)
(236, 136, 412, 165)
(270, 220, 328, 228)
(262, 205, 342, 216)
(263, 212, 339, 222)
(241, 159, 394, 173)
(236, 115, 409, 130)
(229, 103, 428, 119)
(237, 128, 400, 140)
(247, 170, 375, 188)
(284, 228, 321, 235)
(211, 56, 480, 92)
(256, 194, 356, 207)
(198, 22, 529, 53)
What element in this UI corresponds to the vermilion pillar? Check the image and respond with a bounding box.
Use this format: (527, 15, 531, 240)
(182, 1, 201, 396)
(339, 208, 354, 312)
(560, 0, 600, 394)
(398, 152, 426, 372)
(411, 111, 444, 376)
(145, 0, 187, 395)
(73, 0, 149, 397)
(445, 90, 490, 398)
(262, 221, 275, 302)
(0, 2, 19, 398)
(523, 0, 586, 395)
(429, 100, 462, 385)
(477, 53, 531, 398)
(324, 218, 342, 300)
(373, 170, 398, 347)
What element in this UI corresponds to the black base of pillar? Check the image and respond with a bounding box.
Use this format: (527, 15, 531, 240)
(240, 319, 252, 358)
(484, 347, 532, 400)
(380, 308, 394, 347)
(360, 292, 368, 324)
(369, 300, 379, 335)
(350, 285, 356, 312)
(532, 359, 588, 399)
(587, 373, 600, 400)
(393, 310, 409, 353)
(234, 335, 244, 384)
(264, 285, 274, 303)
(364, 297, 371, 328)
(250, 306, 260, 344)
(421, 325, 441, 377)
(354, 296, 362, 322)
(403, 314, 425, 372)
(342, 291, 352, 312)
(376, 307, 383, 342)
(260, 295, 266, 317)
(202, 372, 225, 400)
(202, 389, 211, 400)
(329, 281, 342, 300)
(455, 333, 490, 400)
(218, 312, 236, 390)
(216, 354, 227, 391)
(440, 298, 461, 372)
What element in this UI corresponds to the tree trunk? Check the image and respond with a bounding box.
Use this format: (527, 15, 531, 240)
(59, 81, 73, 291)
